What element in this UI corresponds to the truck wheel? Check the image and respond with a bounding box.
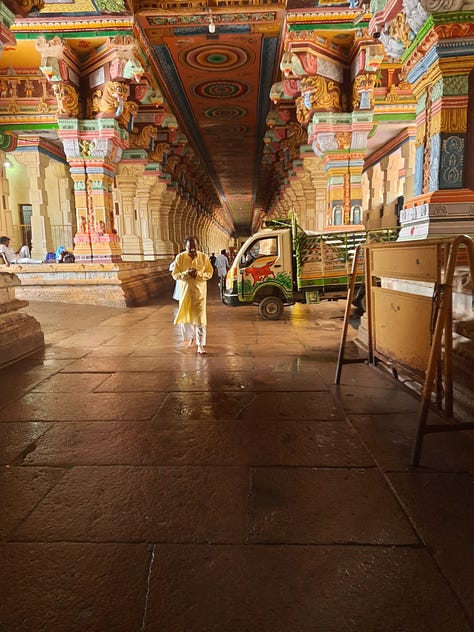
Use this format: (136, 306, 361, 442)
(352, 283, 366, 314)
(258, 296, 284, 320)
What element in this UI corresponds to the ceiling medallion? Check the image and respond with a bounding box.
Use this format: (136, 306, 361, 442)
(181, 44, 254, 71)
(193, 80, 249, 99)
(204, 105, 247, 119)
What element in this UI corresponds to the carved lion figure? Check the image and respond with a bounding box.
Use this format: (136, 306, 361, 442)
(52, 82, 80, 118)
(352, 73, 377, 110)
(129, 124, 159, 151)
(149, 142, 170, 163)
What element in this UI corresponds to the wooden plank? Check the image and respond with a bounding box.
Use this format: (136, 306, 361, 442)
(370, 243, 439, 282)
(372, 287, 433, 374)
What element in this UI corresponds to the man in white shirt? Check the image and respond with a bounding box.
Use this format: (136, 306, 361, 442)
(0, 236, 43, 265)
(215, 249, 229, 295)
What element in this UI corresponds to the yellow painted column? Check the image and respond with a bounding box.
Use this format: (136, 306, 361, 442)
(13, 149, 52, 259)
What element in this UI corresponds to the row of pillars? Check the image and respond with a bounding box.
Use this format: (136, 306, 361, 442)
(0, 140, 228, 262)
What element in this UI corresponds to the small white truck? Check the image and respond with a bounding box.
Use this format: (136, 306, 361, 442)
(222, 217, 398, 320)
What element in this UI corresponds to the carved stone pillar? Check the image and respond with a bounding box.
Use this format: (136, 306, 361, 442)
(13, 149, 52, 258)
(0, 271, 44, 368)
(0, 149, 13, 238)
(116, 160, 146, 261)
(299, 148, 326, 231)
(176, 198, 189, 248)
(153, 186, 175, 258)
(58, 118, 128, 262)
(169, 194, 183, 251)
(310, 113, 373, 227)
(136, 171, 158, 260)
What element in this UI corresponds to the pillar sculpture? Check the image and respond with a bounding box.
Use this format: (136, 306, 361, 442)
(36, 34, 144, 261)
(375, 0, 474, 238)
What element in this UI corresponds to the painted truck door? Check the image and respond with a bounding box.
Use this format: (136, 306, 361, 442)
(237, 229, 292, 301)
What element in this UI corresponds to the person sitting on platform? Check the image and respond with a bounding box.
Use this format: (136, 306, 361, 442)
(55, 245, 75, 263)
(0, 236, 43, 265)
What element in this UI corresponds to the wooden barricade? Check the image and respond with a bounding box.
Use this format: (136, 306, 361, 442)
(336, 235, 474, 465)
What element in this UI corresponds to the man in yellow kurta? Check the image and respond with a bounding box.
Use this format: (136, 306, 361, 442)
(171, 236, 214, 355)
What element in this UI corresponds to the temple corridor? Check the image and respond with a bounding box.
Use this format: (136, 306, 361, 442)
(1, 286, 474, 631)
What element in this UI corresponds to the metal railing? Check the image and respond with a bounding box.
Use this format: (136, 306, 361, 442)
(10, 224, 75, 252)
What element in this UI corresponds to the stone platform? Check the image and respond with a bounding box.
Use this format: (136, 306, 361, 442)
(4, 260, 174, 308)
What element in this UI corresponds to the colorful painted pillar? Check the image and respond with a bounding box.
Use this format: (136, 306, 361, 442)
(374, 2, 474, 238)
(279, 34, 383, 228)
(36, 34, 145, 261)
(58, 119, 128, 262)
(309, 112, 375, 227)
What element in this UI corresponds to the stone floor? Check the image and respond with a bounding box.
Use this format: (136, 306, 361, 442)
(1, 282, 473, 632)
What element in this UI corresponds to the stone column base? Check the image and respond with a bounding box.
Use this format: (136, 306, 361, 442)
(0, 272, 44, 368)
(121, 235, 144, 261)
(74, 232, 122, 263)
(142, 238, 156, 261)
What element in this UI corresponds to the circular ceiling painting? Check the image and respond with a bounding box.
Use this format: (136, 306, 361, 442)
(193, 80, 250, 99)
(204, 106, 247, 119)
(181, 45, 255, 71)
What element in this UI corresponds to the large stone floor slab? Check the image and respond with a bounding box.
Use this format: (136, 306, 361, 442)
(143, 545, 471, 632)
(22, 419, 374, 467)
(1, 543, 150, 632)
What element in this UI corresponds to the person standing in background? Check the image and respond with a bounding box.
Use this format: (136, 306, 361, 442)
(215, 249, 229, 296)
(171, 236, 213, 355)
(209, 252, 216, 273)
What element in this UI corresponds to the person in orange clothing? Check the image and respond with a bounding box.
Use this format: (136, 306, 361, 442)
(171, 235, 213, 355)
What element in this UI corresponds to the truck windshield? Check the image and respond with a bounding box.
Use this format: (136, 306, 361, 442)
(241, 236, 278, 267)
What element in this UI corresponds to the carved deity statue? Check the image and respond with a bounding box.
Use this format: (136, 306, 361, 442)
(403, 0, 429, 34)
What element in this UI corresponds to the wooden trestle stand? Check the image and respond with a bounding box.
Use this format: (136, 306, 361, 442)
(336, 235, 474, 466)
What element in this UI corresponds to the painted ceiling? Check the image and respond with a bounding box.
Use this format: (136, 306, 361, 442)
(144, 14, 284, 234)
